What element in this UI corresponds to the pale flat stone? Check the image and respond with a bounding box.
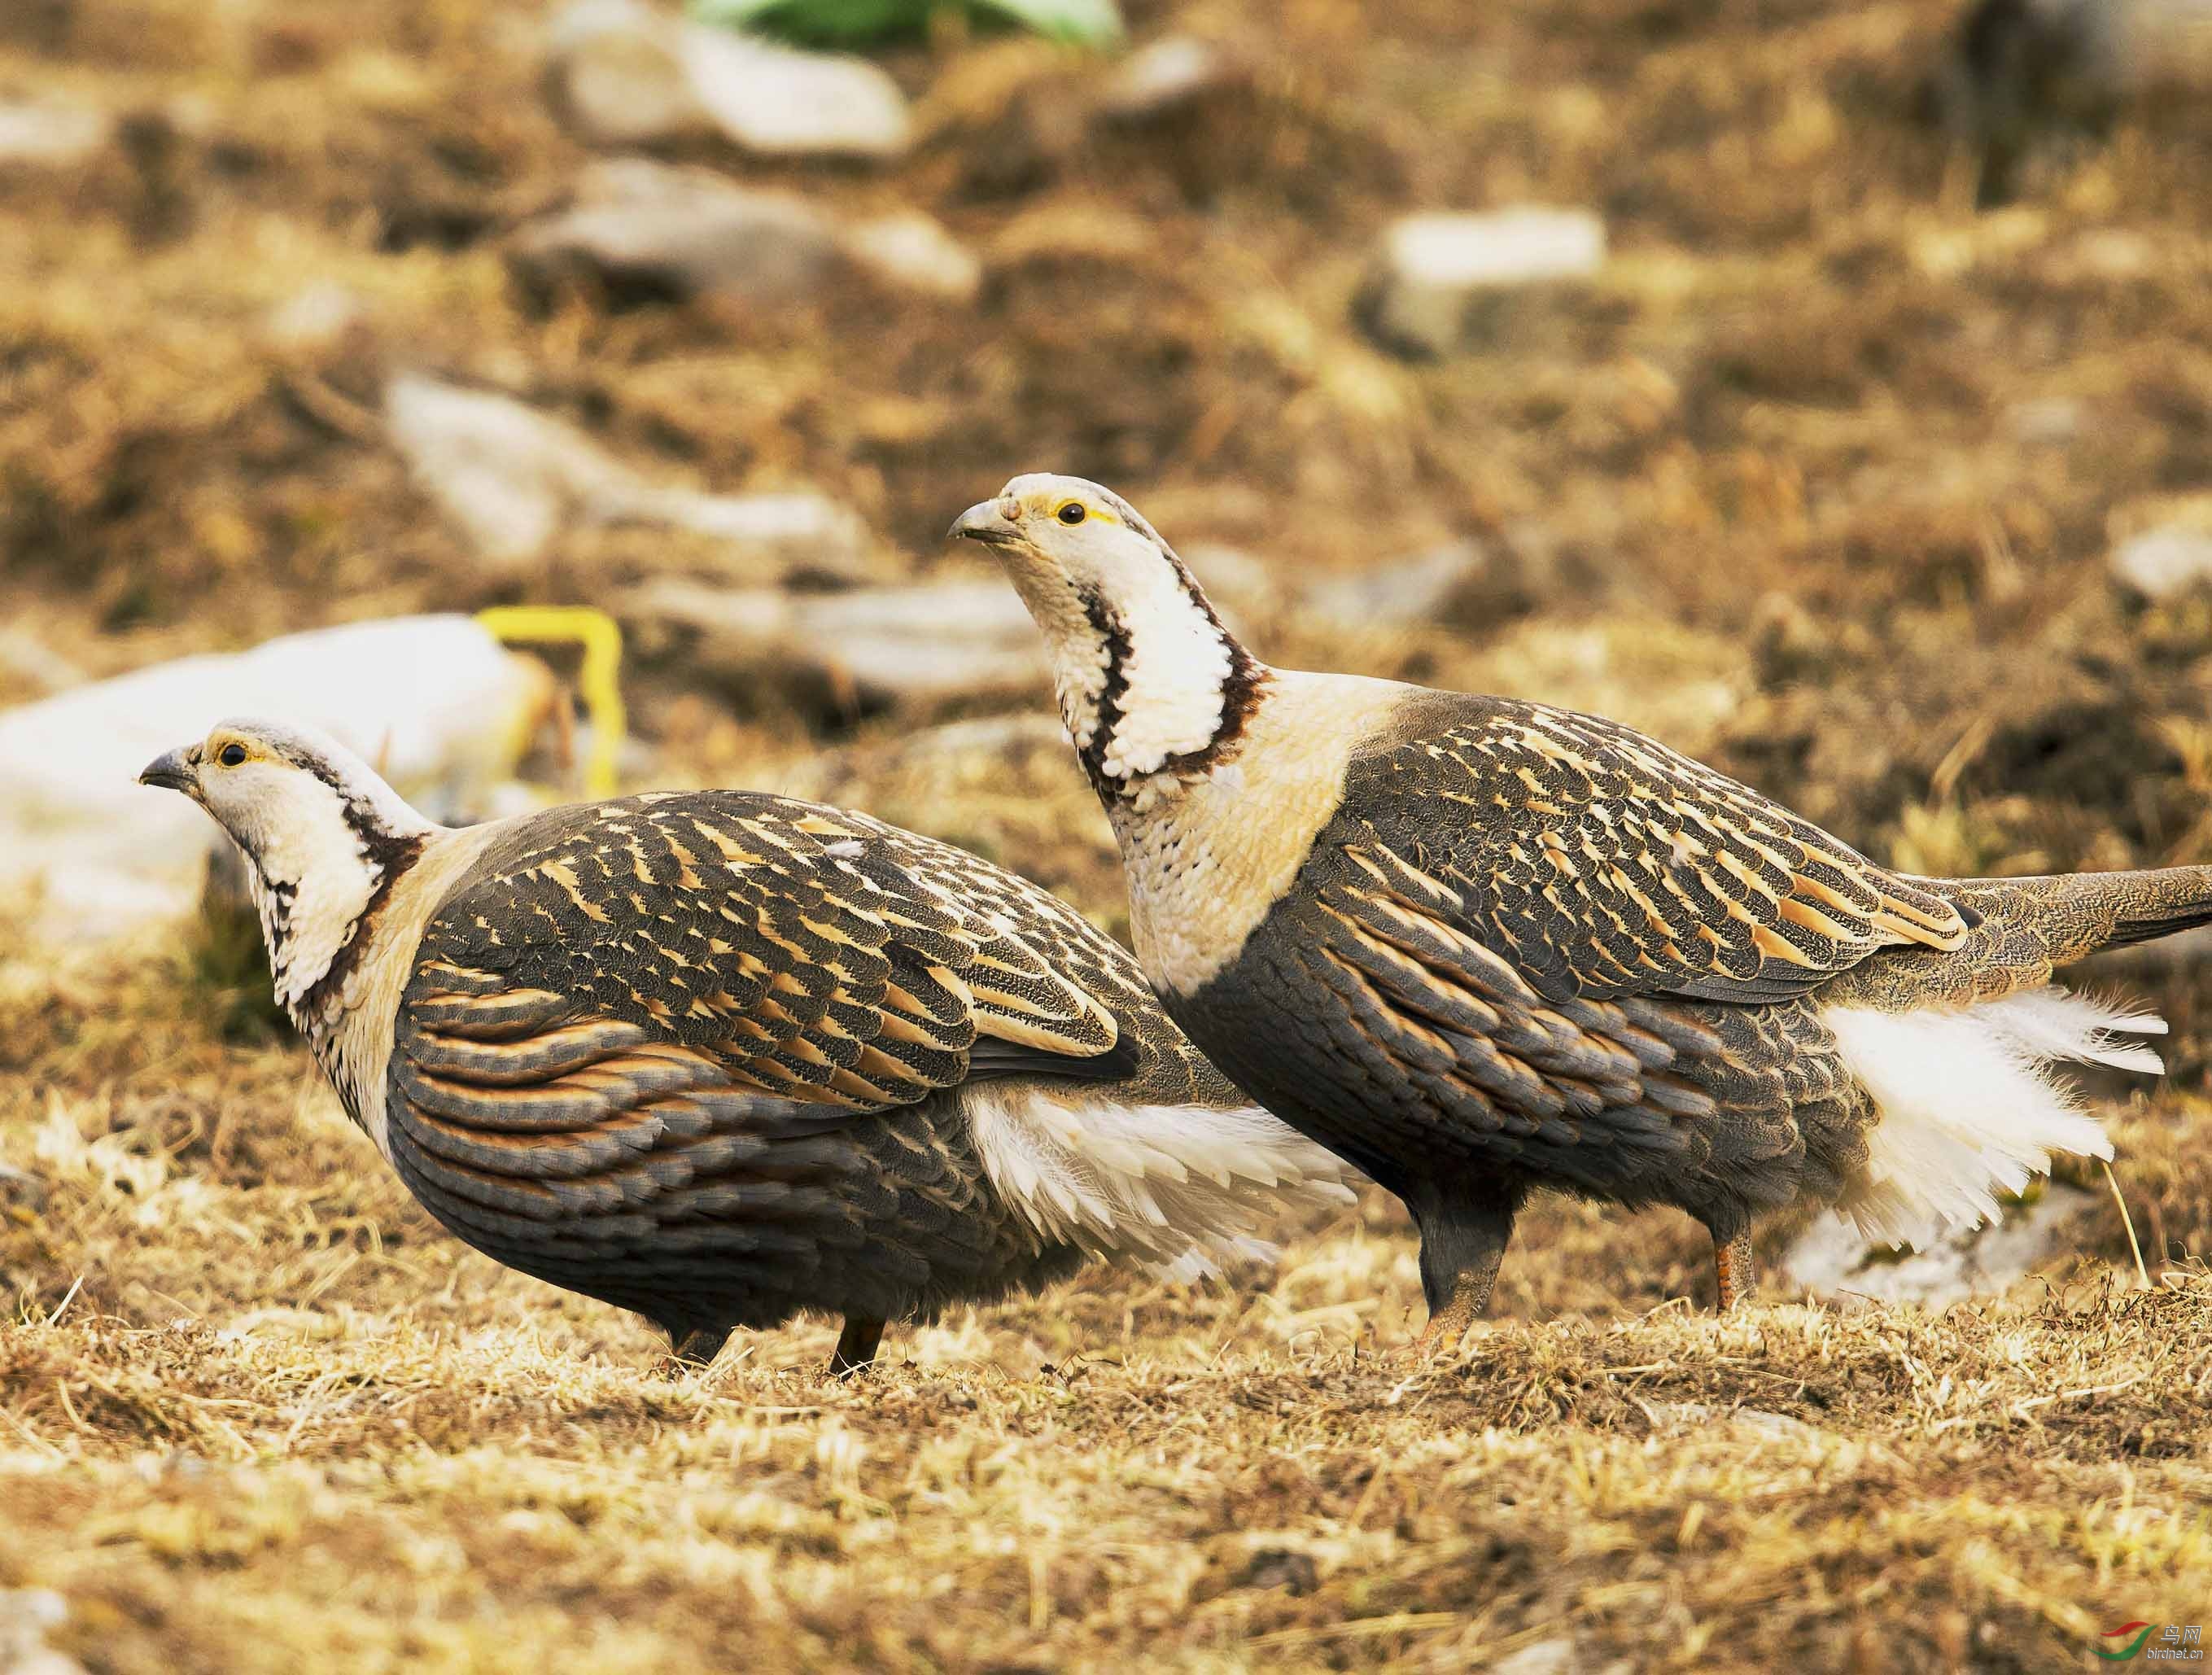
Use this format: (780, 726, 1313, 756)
(545, 0, 910, 159)
(383, 373, 869, 574)
(629, 577, 1045, 711)
(511, 160, 978, 305)
(0, 617, 556, 944)
(839, 211, 982, 303)
(511, 159, 840, 304)
(1362, 207, 1606, 356)
(0, 99, 109, 168)
(1779, 1186, 2101, 1308)
(1299, 540, 1488, 628)
(0, 1590, 86, 1675)
(1098, 36, 1243, 121)
(2111, 526, 2212, 601)
(682, 22, 909, 159)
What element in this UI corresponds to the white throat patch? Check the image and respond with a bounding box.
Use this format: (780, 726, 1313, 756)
(1009, 560, 1242, 791)
(1098, 574, 1239, 781)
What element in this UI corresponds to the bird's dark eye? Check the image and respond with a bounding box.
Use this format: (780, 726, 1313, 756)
(1056, 502, 1086, 525)
(216, 743, 247, 768)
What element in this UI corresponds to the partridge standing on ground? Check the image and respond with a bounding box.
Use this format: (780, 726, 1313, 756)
(140, 719, 1353, 1372)
(954, 475, 2202, 1349)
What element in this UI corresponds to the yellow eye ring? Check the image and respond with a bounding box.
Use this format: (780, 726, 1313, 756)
(216, 742, 247, 768)
(1056, 502, 1086, 526)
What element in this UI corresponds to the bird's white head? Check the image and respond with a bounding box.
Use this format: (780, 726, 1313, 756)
(949, 473, 1265, 796)
(138, 719, 436, 1021)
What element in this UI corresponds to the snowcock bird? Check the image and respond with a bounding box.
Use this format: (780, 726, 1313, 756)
(140, 719, 1353, 1372)
(954, 473, 2203, 1350)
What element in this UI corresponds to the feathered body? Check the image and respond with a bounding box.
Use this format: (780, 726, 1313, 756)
(142, 722, 1352, 1369)
(955, 474, 2212, 1340)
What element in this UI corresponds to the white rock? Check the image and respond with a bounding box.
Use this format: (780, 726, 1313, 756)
(512, 160, 977, 305)
(2110, 526, 2212, 601)
(384, 373, 870, 575)
(1098, 36, 1242, 121)
(0, 617, 555, 944)
(0, 626, 86, 698)
(1489, 1642, 1579, 1675)
(630, 577, 1044, 711)
(684, 22, 909, 159)
(545, 0, 704, 147)
(2004, 396, 2083, 445)
(262, 282, 369, 351)
(1362, 208, 1607, 356)
(1177, 541, 1277, 638)
(1778, 1185, 2101, 1309)
(0, 1590, 85, 1675)
(511, 159, 842, 304)
(546, 0, 909, 159)
(839, 212, 983, 303)
(0, 100, 110, 168)
(1300, 540, 1488, 628)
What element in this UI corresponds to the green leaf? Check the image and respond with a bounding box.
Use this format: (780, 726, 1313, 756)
(973, 0, 1122, 46)
(687, 0, 1122, 49)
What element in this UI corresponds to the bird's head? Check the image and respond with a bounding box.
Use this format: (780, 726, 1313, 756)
(947, 474, 1184, 606)
(139, 719, 435, 1013)
(950, 474, 1264, 792)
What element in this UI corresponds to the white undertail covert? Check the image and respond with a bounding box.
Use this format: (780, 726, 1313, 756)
(1825, 986, 2157, 1246)
(960, 1085, 1357, 1279)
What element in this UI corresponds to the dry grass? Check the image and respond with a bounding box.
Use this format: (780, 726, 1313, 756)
(9, 0, 2212, 1666)
(8, 938, 2212, 1672)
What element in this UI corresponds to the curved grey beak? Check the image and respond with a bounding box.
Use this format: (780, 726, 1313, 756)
(138, 746, 197, 794)
(947, 499, 1021, 549)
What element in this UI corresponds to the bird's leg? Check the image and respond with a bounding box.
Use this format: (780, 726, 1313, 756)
(663, 1324, 729, 1374)
(1409, 1188, 1518, 1360)
(828, 1314, 885, 1377)
(1711, 1227, 1755, 1311)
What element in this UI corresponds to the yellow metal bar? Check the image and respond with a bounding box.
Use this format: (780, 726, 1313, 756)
(474, 606, 627, 800)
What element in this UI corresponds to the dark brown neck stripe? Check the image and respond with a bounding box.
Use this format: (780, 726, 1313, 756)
(295, 829, 426, 1022)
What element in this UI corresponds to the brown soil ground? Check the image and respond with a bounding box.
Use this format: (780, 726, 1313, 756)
(6, 0, 2212, 1669)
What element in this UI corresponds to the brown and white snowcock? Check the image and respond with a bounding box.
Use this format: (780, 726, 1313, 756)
(954, 472, 2210, 1351)
(140, 719, 1353, 1372)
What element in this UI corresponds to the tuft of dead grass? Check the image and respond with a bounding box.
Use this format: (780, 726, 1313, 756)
(7, 934, 2212, 1671)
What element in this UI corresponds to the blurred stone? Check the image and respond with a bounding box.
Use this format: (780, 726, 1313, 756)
(1778, 1185, 2100, 1308)
(2, 617, 554, 945)
(0, 1590, 84, 1675)
(1299, 540, 1487, 629)
(1491, 1642, 1579, 1675)
(511, 160, 979, 306)
(1098, 36, 1244, 123)
(545, 0, 909, 159)
(0, 98, 109, 168)
(511, 160, 841, 306)
(627, 577, 1045, 714)
(1177, 542, 1276, 637)
(773, 714, 1083, 809)
(1358, 208, 1606, 358)
(2110, 526, 2212, 601)
(1296, 535, 1561, 636)
(0, 626, 85, 698)
(840, 211, 982, 304)
(262, 281, 368, 351)
(384, 373, 870, 575)
(2004, 396, 2083, 445)
(544, 0, 700, 146)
